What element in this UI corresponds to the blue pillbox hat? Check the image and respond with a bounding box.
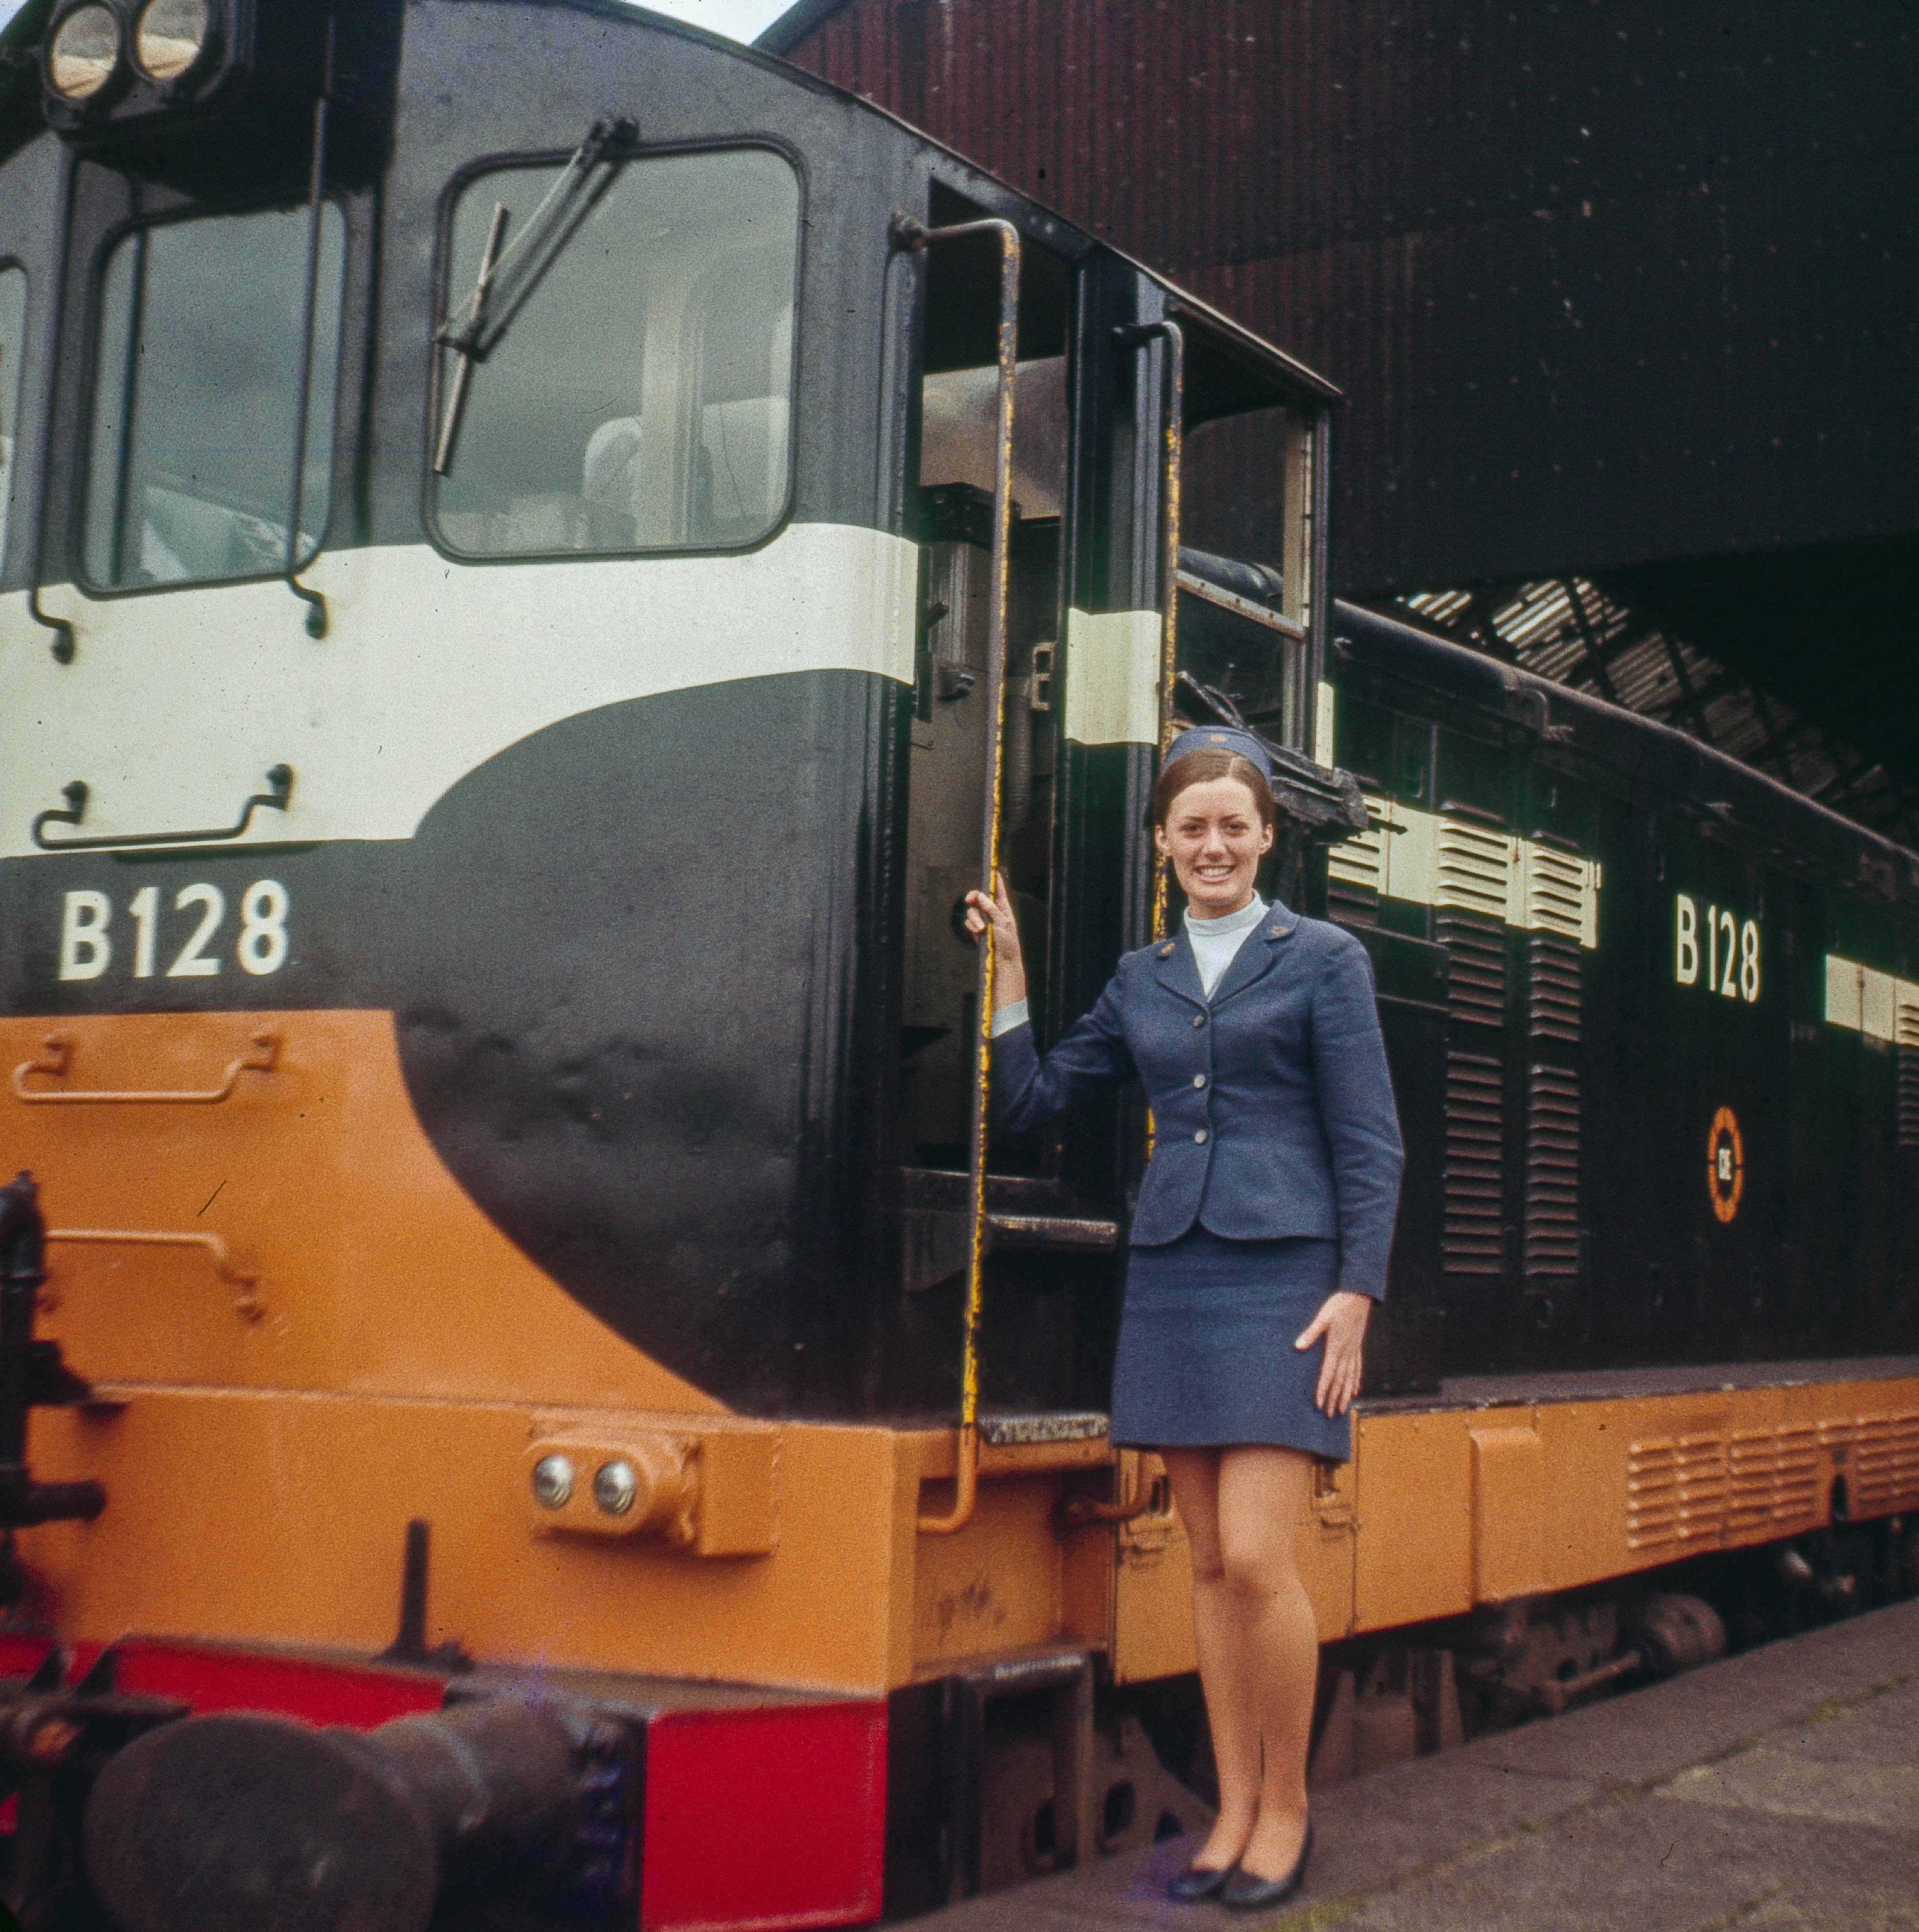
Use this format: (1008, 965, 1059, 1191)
(1161, 724, 1274, 784)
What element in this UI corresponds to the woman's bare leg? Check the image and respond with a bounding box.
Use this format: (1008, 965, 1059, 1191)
(1215, 1444, 1317, 1879)
(1162, 1447, 1259, 1873)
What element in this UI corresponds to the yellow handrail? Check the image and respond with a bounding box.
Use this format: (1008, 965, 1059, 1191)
(897, 213, 1022, 1536)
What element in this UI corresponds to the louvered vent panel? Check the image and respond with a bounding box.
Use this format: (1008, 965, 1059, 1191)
(1326, 801, 1386, 926)
(1327, 809, 1387, 894)
(1443, 1051, 1505, 1274)
(1726, 1427, 1821, 1536)
(1855, 1411, 1919, 1514)
(1438, 911, 1506, 1028)
(1521, 842, 1594, 945)
(1899, 989, 1919, 1151)
(1627, 1432, 1729, 1554)
(1528, 934, 1582, 1044)
(1523, 1064, 1580, 1276)
(1434, 818, 1513, 921)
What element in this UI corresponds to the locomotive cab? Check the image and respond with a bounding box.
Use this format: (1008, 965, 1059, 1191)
(0, 0, 1338, 1427)
(0, 4, 1342, 1924)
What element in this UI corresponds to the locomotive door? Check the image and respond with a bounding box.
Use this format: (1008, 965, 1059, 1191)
(891, 198, 1123, 1457)
(890, 194, 1337, 1562)
(890, 211, 1175, 1433)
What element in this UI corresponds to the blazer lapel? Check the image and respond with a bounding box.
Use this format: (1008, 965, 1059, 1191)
(1150, 930, 1208, 1011)
(1206, 900, 1299, 1008)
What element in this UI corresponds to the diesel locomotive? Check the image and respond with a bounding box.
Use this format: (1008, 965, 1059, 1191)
(0, 1, 1911, 1928)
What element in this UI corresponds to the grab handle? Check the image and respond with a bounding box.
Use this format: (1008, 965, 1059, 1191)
(1114, 319, 1183, 941)
(45, 1228, 262, 1322)
(894, 212, 1022, 1536)
(32, 766, 293, 853)
(14, 1033, 279, 1105)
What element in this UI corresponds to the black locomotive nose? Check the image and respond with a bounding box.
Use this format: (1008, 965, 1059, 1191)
(83, 1697, 594, 1932)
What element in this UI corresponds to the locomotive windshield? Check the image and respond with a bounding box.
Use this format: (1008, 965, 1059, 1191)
(82, 204, 345, 590)
(432, 146, 799, 557)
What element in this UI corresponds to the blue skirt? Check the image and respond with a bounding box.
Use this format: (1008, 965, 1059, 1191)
(1110, 1228, 1349, 1460)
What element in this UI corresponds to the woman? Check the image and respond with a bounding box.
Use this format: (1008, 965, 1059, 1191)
(964, 724, 1402, 1910)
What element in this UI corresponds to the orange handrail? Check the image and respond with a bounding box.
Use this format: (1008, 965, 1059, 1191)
(13, 1032, 279, 1105)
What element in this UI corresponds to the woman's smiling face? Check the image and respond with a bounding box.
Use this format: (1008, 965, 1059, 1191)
(1154, 775, 1274, 918)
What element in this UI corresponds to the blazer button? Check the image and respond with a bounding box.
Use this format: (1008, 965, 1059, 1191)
(1192, 1074, 1207, 1088)
(1194, 1129, 1208, 1144)
(1192, 1013, 1206, 1028)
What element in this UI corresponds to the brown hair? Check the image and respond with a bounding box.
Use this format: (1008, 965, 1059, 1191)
(1151, 749, 1277, 831)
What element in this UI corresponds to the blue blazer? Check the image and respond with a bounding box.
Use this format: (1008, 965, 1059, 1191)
(992, 903, 1404, 1296)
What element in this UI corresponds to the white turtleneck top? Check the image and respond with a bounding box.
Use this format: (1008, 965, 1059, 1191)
(1183, 891, 1269, 996)
(990, 891, 1268, 1036)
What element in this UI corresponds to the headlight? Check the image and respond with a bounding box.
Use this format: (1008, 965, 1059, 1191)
(132, 0, 212, 83)
(529, 1454, 575, 1511)
(46, 4, 122, 101)
(593, 1460, 638, 1516)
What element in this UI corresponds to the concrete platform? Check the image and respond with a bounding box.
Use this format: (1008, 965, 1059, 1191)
(916, 1599, 1919, 1930)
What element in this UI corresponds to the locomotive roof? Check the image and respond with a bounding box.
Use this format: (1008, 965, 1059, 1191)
(1334, 598, 1919, 908)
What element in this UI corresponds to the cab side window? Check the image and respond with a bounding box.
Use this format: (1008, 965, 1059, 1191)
(84, 206, 345, 590)
(433, 147, 800, 558)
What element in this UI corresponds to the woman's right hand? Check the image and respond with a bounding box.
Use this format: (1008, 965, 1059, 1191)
(963, 873, 1028, 1010)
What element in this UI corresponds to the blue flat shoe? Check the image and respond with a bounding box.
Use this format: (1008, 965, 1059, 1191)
(1166, 1860, 1234, 1902)
(1222, 1822, 1312, 1910)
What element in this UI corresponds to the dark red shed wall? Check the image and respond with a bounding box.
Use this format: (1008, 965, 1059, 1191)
(769, 0, 1919, 609)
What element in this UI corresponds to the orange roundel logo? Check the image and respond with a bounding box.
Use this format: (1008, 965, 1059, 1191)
(1708, 1106, 1745, 1224)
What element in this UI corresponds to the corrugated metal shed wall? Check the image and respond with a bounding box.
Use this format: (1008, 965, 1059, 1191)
(775, 0, 1919, 603)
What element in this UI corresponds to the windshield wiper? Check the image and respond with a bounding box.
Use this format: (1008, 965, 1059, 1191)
(432, 199, 508, 476)
(432, 115, 634, 475)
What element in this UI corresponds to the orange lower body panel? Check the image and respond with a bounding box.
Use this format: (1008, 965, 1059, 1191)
(6, 1015, 1918, 1697)
(1349, 1378, 1919, 1634)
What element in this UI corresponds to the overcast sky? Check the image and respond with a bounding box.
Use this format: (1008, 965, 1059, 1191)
(0, 0, 798, 46)
(637, 0, 794, 40)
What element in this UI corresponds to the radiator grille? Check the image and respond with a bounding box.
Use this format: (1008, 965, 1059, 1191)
(1726, 1426, 1822, 1536)
(1439, 909, 1506, 1028)
(1326, 884, 1379, 927)
(1442, 897, 1508, 1279)
(1627, 1432, 1729, 1553)
(1327, 818, 1387, 898)
(1318, 796, 1600, 943)
(1443, 1051, 1505, 1274)
(1855, 1411, 1919, 1515)
(1899, 1048, 1919, 1153)
(1327, 799, 1385, 926)
(1528, 934, 1582, 1045)
(1434, 817, 1513, 921)
(1898, 985, 1919, 1150)
(1523, 1064, 1580, 1277)
(1518, 841, 1597, 946)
